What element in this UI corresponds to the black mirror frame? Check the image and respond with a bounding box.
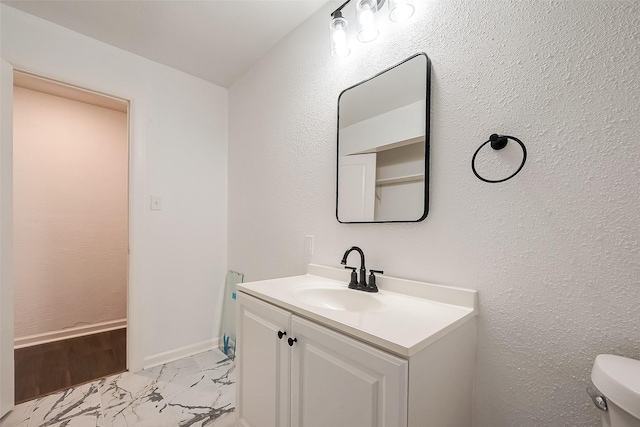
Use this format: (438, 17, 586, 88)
(336, 52, 431, 224)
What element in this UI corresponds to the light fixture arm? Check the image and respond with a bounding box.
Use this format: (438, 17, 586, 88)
(330, 0, 386, 17)
(331, 0, 351, 18)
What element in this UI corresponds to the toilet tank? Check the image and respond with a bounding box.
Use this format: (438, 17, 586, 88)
(591, 354, 640, 427)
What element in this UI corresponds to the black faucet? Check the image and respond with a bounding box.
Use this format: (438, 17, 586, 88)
(341, 246, 367, 290)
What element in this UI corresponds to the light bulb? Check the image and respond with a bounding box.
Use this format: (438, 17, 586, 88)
(356, 0, 378, 43)
(332, 26, 346, 44)
(359, 7, 374, 26)
(330, 13, 350, 58)
(389, 0, 415, 22)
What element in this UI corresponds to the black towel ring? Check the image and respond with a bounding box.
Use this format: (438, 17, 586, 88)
(472, 134, 527, 183)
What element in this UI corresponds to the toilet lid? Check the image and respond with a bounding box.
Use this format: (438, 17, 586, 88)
(591, 354, 640, 419)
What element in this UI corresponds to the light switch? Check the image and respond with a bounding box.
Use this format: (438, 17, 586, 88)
(305, 235, 314, 256)
(151, 196, 162, 211)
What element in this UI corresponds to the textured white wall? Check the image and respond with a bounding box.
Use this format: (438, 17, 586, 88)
(13, 87, 127, 338)
(2, 5, 228, 370)
(228, 1, 640, 426)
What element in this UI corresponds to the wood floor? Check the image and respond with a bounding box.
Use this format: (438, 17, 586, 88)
(14, 328, 127, 404)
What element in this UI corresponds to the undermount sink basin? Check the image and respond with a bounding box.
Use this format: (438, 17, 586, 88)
(293, 287, 386, 312)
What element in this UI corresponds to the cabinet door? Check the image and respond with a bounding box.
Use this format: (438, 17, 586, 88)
(290, 316, 408, 427)
(237, 293, 291, 427)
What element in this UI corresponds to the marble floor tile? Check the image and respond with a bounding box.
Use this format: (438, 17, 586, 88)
(193, 352, 236, 401)
(203, 412, 235, 427)
(1, 349, 234, 427)
(29, 382, 103, 427)
(205, 366, 235, 412)
(0, 399, 35, 427)
(98, 372, 178, 427)
(159, 372, 234, 427)
(140, 359, 210, 395)
(191, 351, 228, 372)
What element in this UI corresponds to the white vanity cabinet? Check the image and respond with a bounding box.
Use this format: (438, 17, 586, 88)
(237, 292, 408, 427)
(235, 265, 478, 427)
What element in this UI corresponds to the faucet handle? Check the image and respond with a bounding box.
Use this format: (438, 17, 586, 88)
(344, 266, 358, 289)
(365, 270, 384, 293)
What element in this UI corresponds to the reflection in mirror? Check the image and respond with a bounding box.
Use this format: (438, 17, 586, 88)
(337, 53, 430, 223)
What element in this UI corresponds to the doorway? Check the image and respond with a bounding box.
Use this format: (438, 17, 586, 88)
(12, 71, 129, 403)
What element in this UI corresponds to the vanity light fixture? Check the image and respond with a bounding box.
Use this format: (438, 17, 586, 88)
(329, 0, 415, 58)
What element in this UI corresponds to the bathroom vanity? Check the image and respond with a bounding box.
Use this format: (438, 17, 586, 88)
(235, 264, 477, 427)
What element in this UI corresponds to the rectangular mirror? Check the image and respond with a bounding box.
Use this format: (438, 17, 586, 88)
(336, 53, 430, 223)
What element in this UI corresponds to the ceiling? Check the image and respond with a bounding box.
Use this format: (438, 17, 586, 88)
(2, 0, 331, 88)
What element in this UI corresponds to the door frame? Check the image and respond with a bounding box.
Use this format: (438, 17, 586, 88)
(0, 58, 15, 419)
(1, 62, 146, 415)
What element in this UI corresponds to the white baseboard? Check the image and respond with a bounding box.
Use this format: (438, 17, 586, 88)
(14, 319, 127, 349)
(142, 338, 219, 370)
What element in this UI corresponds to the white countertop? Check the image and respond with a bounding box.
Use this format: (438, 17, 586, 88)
(236, 264, 478, 357)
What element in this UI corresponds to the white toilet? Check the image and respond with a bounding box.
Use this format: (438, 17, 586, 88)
(589, 354, 640, 427)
